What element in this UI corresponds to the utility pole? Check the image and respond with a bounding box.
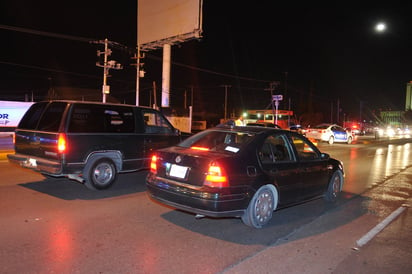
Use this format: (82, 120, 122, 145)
(190, 86, 194, 108)
(152, 81, 157, 109)
(220, 85, 231, 120)
(94, 38, 123, 103)
(131, 49, 145, 106)
(102, 39, 109, 103)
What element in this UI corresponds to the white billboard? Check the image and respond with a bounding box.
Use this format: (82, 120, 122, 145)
(138, 0, 203, 50)
(0, 100, 34, 133)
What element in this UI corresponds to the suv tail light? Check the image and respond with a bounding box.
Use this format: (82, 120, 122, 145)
(57, 133, 67, 153)
(150, 155, 157, 173)
(204, 163, 228, 188)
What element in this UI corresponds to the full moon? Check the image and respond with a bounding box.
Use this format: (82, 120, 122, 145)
(375, 22, 386, 32)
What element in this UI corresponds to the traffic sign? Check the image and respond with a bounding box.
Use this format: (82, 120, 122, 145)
(272, 94, 283, 101)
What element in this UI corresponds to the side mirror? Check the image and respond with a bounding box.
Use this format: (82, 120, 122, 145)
(321, 153, 330, 160)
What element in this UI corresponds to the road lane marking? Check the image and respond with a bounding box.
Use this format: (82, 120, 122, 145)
(356, 206, 407, 247)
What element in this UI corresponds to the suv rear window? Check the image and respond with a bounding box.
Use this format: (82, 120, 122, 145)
(18, 102, 49, 130)
(37, 102, 67, 131)
(68, 104, 135, 133)
(18, 102, 67, 131)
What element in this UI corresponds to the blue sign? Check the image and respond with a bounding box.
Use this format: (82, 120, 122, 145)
(272, 95, 283, 101)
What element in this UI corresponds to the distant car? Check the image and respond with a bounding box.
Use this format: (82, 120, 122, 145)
(146, 125, 344, 228)
(305, 123, 353, 144)
(246, 122, 281, 129)
(289, 124, 307, 135)
(375, 125, 410, 138)
(374, 126, 395, 138)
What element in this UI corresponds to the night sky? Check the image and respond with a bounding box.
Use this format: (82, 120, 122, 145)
(1, 1, 411, 123)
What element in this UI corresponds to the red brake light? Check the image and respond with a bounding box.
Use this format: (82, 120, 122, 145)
(150, 155, 157, 173)
(191, 146, 209, 151)
(204, 163, 228, 188)
(57, 133, 67, 153)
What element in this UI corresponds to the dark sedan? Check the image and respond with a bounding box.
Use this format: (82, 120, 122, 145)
(146, 124, 344, 228)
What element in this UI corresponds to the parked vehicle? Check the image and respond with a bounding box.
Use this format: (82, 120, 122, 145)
(289, 124, 307, 135)
(7, 100, 189, 190)
(146, 124, 344, 228)
(243, 109, 296, 129)
(305, 123, 353, 144)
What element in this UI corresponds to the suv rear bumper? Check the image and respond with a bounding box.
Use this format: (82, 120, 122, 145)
(7, 153, 63, 175)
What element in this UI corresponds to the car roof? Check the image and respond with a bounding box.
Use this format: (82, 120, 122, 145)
(35, 100, 155, 110)
(246, 122, 280, 127)
(213, 123, 288, 134)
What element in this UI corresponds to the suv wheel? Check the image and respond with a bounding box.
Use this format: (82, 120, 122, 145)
(84, 158, 117, 190)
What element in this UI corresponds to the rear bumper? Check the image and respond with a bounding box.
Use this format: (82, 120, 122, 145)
(145, 173, 249, 218)
(7, 153, 63, 175)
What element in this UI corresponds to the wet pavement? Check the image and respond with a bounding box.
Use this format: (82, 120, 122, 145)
(224, 167, 412, 273)
(1, 134, 411, 273)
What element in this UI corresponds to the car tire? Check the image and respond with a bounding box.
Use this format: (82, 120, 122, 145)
(347, 136, 353, 144)
(324, 170, 343, 202)
(241, 185, 277, 228)
(84, 158, 117, 190)
(328, 136, 334, 144)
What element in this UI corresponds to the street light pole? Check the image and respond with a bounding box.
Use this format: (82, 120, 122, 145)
(220, 85, 231, 120)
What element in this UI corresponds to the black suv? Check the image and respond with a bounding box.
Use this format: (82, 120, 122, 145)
(8, 100, 189, 190)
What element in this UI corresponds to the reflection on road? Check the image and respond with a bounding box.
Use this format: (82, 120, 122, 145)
(367, 143, 410, 188)
(321, 140, 412, 196)
(318, 139, 412, 221)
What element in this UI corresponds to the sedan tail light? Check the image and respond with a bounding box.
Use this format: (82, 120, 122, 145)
(204, 163, 228, 188)
(150, 155, 157, 174)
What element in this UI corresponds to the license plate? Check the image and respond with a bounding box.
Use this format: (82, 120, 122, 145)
(169, 164, 188, 179)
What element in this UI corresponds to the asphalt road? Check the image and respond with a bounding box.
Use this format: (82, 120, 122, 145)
(0, 135, 411, 273)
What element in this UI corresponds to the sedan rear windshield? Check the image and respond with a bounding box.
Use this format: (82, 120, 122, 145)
(178, 130, 255, 153)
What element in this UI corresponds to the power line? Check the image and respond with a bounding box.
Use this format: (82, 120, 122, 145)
(1, 24, 272, 84)
(0, 24, 95, 42)
(146, 53, 272, 83)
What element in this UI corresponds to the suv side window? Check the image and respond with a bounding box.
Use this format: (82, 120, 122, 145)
(142, 109, 174, 134)
(37, 102, 67, 131)
(68, 104, 135, 133)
